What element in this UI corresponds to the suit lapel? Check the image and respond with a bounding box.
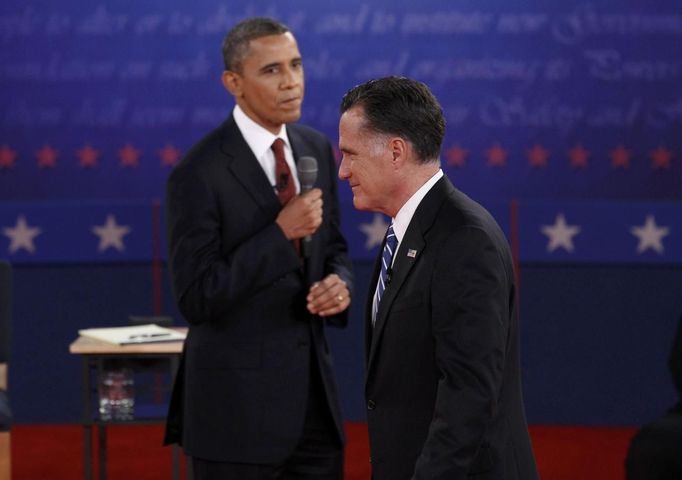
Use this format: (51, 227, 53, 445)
(366, 176, 453, 376)
(365, 247, 383, 363)
(286, 126, 309, 168)
(287, 126, 323, 275)
(221, 117, 281, 214)
(367, 226, 424, 369)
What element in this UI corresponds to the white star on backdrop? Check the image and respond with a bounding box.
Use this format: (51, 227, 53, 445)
(630, 215, 669, 254)
(91, 214, 131, 252)
(2, 215, 42, 254)
(541, 213, 581, 253)
(359, 213, 389, 250)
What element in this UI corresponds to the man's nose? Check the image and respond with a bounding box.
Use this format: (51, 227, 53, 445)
(338, 157, 350, 180)
(281, 67, 300, 89)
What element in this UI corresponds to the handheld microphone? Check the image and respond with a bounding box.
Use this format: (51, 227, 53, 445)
(297, 156, 318, 258)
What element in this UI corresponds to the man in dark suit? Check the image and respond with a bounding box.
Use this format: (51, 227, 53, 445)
(626, 314, 682, 479)
(338, 77, 538, 480)
(164, 17, 353, 479)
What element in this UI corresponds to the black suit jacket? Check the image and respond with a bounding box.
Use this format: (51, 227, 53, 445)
(365, 176, 538, 480)
(164, 116, 353, 464)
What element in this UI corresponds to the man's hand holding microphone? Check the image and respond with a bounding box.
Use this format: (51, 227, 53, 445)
(275, 156, 350, 317)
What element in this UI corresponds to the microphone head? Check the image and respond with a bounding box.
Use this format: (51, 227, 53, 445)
(298, 156, 318, 191)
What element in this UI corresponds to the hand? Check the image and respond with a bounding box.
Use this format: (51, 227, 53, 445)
(275, 189, 323, 240)
(307, 274, 350, 317)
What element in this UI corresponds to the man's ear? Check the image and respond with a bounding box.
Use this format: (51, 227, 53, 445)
(390, 137, 409, 169)
(222, 70, 241, 97)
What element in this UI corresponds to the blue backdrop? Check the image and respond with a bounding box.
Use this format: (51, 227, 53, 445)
(1, 1, 681, 425)
(1, 1, 680, 201)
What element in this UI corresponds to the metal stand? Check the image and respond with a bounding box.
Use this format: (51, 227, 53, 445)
(79, 353, 187, 479)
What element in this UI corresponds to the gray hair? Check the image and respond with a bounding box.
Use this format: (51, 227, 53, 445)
(340, 76, 445, 163)
(222, 17, 290, 72)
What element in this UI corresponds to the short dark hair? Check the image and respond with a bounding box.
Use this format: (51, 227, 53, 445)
(222, 17, 290, 72)
(340, 76, 445, 163)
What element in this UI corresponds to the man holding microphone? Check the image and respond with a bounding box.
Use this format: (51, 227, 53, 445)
(164, 17, 352, 480)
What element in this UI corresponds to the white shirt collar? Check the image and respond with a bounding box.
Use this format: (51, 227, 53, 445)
(392, 169, 444, 243)
(233, 105, 300, 192)
(233, 105, 291, 159)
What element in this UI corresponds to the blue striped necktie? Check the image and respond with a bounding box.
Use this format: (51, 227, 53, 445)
(373, 224, 398, 326)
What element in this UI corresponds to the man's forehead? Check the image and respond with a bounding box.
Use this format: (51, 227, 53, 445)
(240, 44, 296, 74)
(248, 33, 299, 56)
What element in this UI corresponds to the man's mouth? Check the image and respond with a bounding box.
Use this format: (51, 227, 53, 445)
(281, 96, 301, 106)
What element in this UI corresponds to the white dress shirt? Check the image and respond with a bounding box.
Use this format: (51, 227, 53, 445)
(372, 168, 444, 322)
(233, 105, 301, 194)
(391, 169, 443, 245)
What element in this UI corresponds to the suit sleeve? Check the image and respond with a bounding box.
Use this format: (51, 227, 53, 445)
(166, 163, 301, 325)
(318, 141, 354, 328)
(413, 226, 510, 479)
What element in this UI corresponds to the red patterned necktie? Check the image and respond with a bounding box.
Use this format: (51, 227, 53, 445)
(271, 138, 295, 205)
(271, 138, 301, 255)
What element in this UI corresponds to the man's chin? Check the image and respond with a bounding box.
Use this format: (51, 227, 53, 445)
(281, 110, 302, 124)
(352, 197, 369, 212)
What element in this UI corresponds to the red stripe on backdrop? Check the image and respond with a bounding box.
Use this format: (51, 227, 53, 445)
(530, 425, 636, 480)
(10, 423, 636, 479)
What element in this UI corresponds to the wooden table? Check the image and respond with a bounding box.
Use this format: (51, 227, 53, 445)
(69, 330, 187, 480)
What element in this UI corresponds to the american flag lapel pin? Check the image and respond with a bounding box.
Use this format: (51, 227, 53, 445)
(407, 249, 417, 258)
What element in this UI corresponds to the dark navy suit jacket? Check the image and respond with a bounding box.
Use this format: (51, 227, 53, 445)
(365, 176, 538, 480)
(164, 116, 352, 463)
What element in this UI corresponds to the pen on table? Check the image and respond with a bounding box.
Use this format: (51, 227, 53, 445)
(128, 333, 172, 340)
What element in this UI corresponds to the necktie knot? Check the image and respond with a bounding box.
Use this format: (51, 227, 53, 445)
(385, 225, 397, 252)
(271, 138, 285, 159)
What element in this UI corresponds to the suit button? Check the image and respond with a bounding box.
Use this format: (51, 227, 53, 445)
(367, 400, 376, 410)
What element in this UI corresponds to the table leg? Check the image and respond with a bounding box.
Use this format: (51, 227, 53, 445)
(98, 425, 107, 480)
(82, 358, 92, 480)
(83, 425, 92, 480)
